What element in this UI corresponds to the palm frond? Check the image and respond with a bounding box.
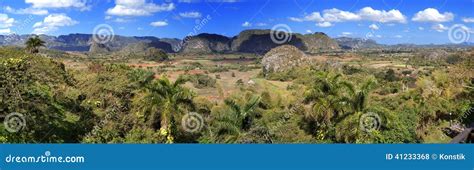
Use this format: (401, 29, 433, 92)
(224, 98, 241, 115)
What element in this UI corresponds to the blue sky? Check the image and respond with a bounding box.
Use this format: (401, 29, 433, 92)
(0, 0, 473, 44)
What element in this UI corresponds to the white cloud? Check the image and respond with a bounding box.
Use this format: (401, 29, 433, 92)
(33, 14, 78, 34)
(418, 27, 424, 30)
(342, 32, 352, 36)
(25, 0, 88, 10)
(369, 24, 379, 30)
(4, 6, 48, 15)
(375, 35, 382, 38)
(458, 25, 474, 34)
(0, 28, 12, 34)
(289, 7, 406, 26)
(255, 23, 267, 26)
(242, 21, 251, 27)
(358, 7, 406, 23)
(179, 11, 202, 18)
(394, 35, 402, 38)
(412, 8, 454, 22)
(107, 0, 175, 16)
(316, 22, 332, 27)
(114, 18, 132, 23)
(0, 14, 15, 29)
(322, 8, 360, 22)
(150, 21, 168, 27)
(289, 12, 324, 22)
(462, 17, 474, 23)
(431, 24, 448, 32)
(306, 30, 312, 33)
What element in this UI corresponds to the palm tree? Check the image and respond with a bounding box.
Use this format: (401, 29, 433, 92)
(212, 95, 261, 142)
(225, 95, 261, 131)
(345, 78, 377, 113)
(25, 36, 45, 54)
(135, 75, 194, 143)
(304, 71, 352, 128)
(333, 78, 378, 143)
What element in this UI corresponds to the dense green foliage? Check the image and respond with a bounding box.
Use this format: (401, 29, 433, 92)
(0, 47, 472, 143)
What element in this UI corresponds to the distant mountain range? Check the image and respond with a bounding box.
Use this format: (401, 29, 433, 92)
(0, 30, 472, 55)
(0, 30, 340, 54)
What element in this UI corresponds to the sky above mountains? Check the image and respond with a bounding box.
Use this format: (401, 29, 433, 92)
(0, 0, 473, 44)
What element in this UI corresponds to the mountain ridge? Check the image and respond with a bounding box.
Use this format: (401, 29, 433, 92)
(1, 31, 471, 54)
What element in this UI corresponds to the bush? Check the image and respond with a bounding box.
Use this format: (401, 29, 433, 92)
(187, 74, 216, 88)
(144, 47, 168, 61)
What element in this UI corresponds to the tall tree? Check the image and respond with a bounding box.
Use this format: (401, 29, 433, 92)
(25, 36, 45, 54)
(304, 71, 352, 129)
(211, 95, 261, 142)
(135, 75, 194, 143)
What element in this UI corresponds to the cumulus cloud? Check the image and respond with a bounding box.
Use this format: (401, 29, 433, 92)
(242, 21, 251, 27)
(179, 11, 202, 18)
(150, 21, 168, 27)
(114, 18, 132, 23)
(462, 17, 474, 23)
(0, 28, 12, 34)
(33, 14, 78, 34)
(358, 7, 406, 23)
(4, 6, 48, 15)
(369, 24, 379, 30)
(0, 14, 15, 29)
(341, 32, 352, 36)
(316, 22, 332, 27)
(107, 0, 175, 16)
(322, 8, 360, 22)
(431, 24, 448, 32)
(289, 12, 324, 22)
(289, 7, 406, 26)
(25, 0, 88, 10)
(412, 8, 454, 22)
